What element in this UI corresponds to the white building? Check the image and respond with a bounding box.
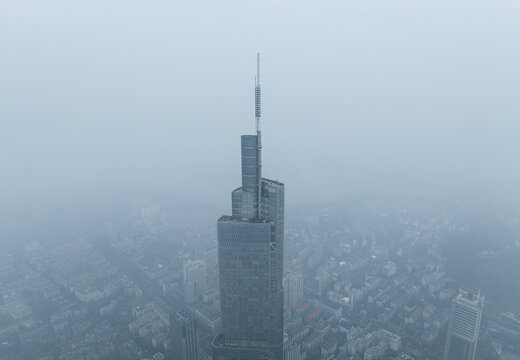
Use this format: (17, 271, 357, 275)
(284, 268, 303, 310)
(183, 260, 207, 304)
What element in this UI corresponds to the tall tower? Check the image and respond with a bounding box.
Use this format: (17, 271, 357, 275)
(212, 54, 285, 360)
(171, 309, 200, 360)
(443, 288, 485, 360)
(183, 260, 207, 304)
(283, 268, 303, 310)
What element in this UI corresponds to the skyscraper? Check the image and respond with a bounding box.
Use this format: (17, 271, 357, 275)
(443, 288, 485, 360)
(212, 54, 285, 360)
(183, 260, 207, 304)
(283, 268, 303, 311)
(285, 343, 302, 360)
(171, 309, 200, 360)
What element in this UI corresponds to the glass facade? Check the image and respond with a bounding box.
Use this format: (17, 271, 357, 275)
(213, 134, 284, 360)
(171, 310, 199, 360)
(443, 289, 484, 360)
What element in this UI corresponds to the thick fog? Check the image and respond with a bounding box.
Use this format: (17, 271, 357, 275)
(2, 0, 519, 208)
(2, 4, 520, 360)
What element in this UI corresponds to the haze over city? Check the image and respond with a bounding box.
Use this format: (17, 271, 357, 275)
(1, 1, 519, 360)
(2, 0, 519, 207)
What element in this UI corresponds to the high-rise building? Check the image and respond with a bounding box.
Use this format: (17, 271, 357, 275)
(212, 54, 285, 360)
(284, 268, 303, 310)
(285, 343, 302, 360)
(183, 260, 207, 304)
(200, 246, 218, 269)
(131, 194, 160, 218)
(443, 288, 485, 360)
(171, 309, 199, 360)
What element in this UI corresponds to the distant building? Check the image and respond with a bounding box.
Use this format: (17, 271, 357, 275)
(199, 247, 218, 268)
(312, 273, 332, 296)
(499, 312, 520, 334)
(381, 261, 396, 277)
(132, 194, 160, 218)
(285, 342, 302, 360)
(183, 260, 207, 303)
(170, 310, 199, 360)
(321, 333, 337, 359)
(376, 329, 401, 352)
(364, 340, 388, 360)
(194, 305, 221, 334)
(121, 340, 146, 360)
(284, 268, 304, 310)
(443, 288, 484, 360)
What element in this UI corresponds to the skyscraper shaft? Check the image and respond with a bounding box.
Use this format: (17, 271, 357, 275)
(171, 310, 199, 360)
(444, 288, 484, 360)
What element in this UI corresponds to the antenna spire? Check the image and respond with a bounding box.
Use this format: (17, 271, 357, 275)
(257, 52, 260, 85)
(255, 53, 262, 218)
(255, 53, 261, 131)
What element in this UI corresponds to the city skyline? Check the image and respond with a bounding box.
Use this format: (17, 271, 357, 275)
(1, 1, 519, 359)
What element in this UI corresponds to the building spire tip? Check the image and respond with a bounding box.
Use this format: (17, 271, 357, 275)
(257, 53, 260, 84)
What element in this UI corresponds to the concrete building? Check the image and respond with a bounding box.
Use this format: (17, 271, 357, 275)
(284, 268, 304, 310)
(443, 288, 484, 360)
(183, 260, 207, 304)
(171, 310, 199, 360)
(285, 343, 303, 360)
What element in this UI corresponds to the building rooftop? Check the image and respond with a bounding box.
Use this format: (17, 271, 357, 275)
(195, 305, 220, 322)
(262, 177, 284, 186)
(218, 215, 273, 224)
(455, 288, 485, 308)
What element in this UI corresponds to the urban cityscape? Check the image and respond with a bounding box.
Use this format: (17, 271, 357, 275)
(2, 1, 519, 359)
(1, 183, 519, 359)
(1, 53, 520, 360)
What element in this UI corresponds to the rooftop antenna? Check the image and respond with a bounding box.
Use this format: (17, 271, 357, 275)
(255, 53, 261, 133)
(255, 53, 262, 218)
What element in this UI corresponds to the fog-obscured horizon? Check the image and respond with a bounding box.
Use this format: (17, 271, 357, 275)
(2, 4, 520, 360)
(2, 0, 519, 209)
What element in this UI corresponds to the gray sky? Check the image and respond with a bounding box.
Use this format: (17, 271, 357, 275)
(2, 0, 519, 207)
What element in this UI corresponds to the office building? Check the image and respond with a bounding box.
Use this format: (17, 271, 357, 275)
(171, 309, 199, 360)
(284, 268, 303, 310)
(443, 288, 484, 360)
(183, 260, 207, 304)
(285, 343, 302, 360)
(212, 54, 285, 360)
